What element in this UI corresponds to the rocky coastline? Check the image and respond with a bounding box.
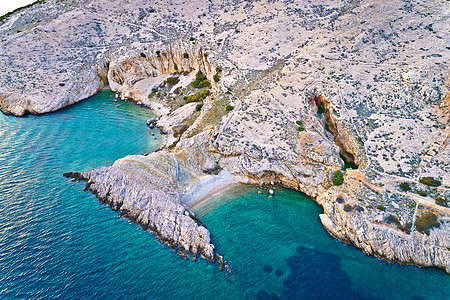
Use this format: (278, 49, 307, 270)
(1, 0, 449, 273)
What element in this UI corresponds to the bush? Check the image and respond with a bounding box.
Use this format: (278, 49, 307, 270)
(226, 105, 234, 111)
(343, 204, 353, 212)
(186, 89, 210, 103)
(189, 37, 195, 41)
(297, 126, 305, 131)
(173, 124, 189, 137)
(195, 103, 203, 111)
(213, 74, 219, 82)
(384, 214, 400, 226)
(183, 71, 190, 76)
(332, 170, 344, 186)
(191, 71, 210, 88)
(174, 63, 178, 71)
(296, 120, 303, 126)
(140, 52, 146, 58)
(376, 205, 385, 211)
(399, 182, 411, 192)
(399, 222, 412, 234)
(415, 212, 439, 235)
(317, 106, 325, 115)
(417, 190, 427, 197)
(166, 76, 180, 86)
(435, 196, 448, 207)
(183, 53, 189, 59)
(156, 50, 161, 57)
(419, 177, 441, 187)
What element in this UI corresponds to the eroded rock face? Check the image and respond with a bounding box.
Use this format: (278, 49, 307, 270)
(2, 0, 449, 272)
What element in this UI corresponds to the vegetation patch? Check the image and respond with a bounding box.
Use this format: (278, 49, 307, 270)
(343, 204, 353, 212)
(398, 222, 412, 234)
(166, 76, 180, 86)
(384, 214, 400, 226)
(376, 204, 385, 211)
(435, 196, 448, 207)
(296, 120, 305, 131)
(332, 170, 344, 186)
(419, 177, 441, 187)
(417, 190, 427, 197)
(191, 71, 210, 88)
(186, 96, 230, 138)
(399, 182, 411, 192)
(226, 105, 234, 111)
(186, 89, 210, 103)
(195, 103, 203, 111)
(340, 154, 358, 170)
(415, 212, 440, 235)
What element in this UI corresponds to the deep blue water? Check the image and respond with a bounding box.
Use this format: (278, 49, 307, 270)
(0, 90, 448, 299)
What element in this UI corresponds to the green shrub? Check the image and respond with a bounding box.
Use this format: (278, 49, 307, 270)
(400, 182, 411, 192)
(435, 196, 448, 207)
(384, 214, 400, 226)
(191, 71, 210, 88)
(332, 170, 344, 186)
(195, 103, 203, 111)
(173, 124, 189, 138)
(213, 74, 220, 82)
(183, 53, 189, 59)
(415, 212, 439, 235)
(156, 50, 161, 57)
(189, 37, 195, 41)
(296, 120, 303, 126)
(166, 76, 180, 86)
(417, 190, 427, 197)
(376, 205, 385, 211)
(226, 105, 234, 111)
(140, 52, 146, 58)
(297, 126, 305, 131)
(204, 53, 208, 58)
(317, 106, 325, 115)
(419, 177, 441, 187)
(186, 89, 210, 103)
(183, 71, 190, 76)
(216, 66, 222, 73)
(174, 63, 178, 71)
(399, 222, 412, 234)
(343, 204, 353, 212)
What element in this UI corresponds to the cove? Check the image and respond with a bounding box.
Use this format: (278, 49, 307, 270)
(0, 90, 448, 299)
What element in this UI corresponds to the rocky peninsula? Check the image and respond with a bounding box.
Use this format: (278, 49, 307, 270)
(1, 0, 449, 273)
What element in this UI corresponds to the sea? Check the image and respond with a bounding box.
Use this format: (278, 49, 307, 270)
(0, 90, 448, 299)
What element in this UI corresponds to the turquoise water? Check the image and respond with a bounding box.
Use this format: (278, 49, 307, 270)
(0, 90, 448, 299)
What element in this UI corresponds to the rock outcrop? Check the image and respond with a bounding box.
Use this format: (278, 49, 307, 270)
(1, 0, 449, 272)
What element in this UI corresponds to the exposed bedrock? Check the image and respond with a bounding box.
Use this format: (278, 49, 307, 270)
(2, 0, 449, 273)
(64, 132, 232, 269)
(318, 190, 450, 274)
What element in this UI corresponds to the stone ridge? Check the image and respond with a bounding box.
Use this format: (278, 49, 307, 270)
(1, 0, 449, 272)
(64, 146, 229, 270)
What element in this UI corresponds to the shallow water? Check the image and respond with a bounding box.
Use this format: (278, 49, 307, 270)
(0, 90, 448, 299)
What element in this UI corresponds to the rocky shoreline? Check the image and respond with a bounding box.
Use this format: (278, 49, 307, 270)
(1, 0, 449, 273)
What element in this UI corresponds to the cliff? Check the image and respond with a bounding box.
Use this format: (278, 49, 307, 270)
(1, 0, 449, 272)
